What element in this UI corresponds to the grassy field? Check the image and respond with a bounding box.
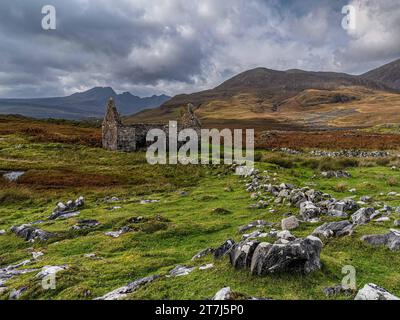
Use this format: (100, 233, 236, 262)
(0, 118, 400, 300)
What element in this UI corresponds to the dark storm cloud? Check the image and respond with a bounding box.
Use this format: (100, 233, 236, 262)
(0, 0, 399, 98)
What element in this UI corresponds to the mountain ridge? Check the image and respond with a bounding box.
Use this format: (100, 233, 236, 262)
(0, 87, 171, 120)
(128, 58, 400, 130)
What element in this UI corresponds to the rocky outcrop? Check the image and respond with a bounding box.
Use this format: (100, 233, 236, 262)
(214, 239, 235, 259)
(230, 240, 260, 270)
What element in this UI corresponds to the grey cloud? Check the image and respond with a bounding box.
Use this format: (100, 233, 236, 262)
(0, 0, 398, 98)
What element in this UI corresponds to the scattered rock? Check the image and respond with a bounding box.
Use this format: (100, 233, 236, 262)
(140, 199, 160, 204)
(72, 219, 100, 231)
(0, 230, 5, 235)
(374, 217, 390, 222)
(214, 239, 235, 259)
(212, 287, 235, 300)
(199, 264, 214, 270)
(36, 265, 68, 279)
(394, 220, 400, 227)
(361, 229, 400, 251)
(9, 287, 27, 300)
(169, 265, 195, 277)
(351, 207, 375, 225)
(3, 171, 25, 182)
(127, 216, 145, 224)
(250, 236, 323, 275)
(281, 216, 299, 231)
(312, 221, 354, 239)
(94, 275, 160, 300)
(323, 284, 353, 297)
(11, 224, 54, 242)
(191, 248, 215, 261)
(105, 226, 132, 238)
(49, 196, 84, 220)
(238, 220, 269, 233)
(321, 171, 351, 179)
(0, 260, 38, 287)
(276, 230, 296, 241)
(32, 252, 44, 260)
(300, 201, 321, 221)
(355, 283, 399, 300)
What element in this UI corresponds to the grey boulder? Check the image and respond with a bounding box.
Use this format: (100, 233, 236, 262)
(351, 207, 375, 225)
(355, 283, 399, 300)
(361, 229, 400, 251)
(10, 224, 54, 242)
(250, 236, 323, 275)
(313, 221, 354, 239)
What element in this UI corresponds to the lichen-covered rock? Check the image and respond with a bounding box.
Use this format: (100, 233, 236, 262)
(312, 221, 354, 239)
(250, 236, 323, 275)
(10, 224, 54, 242)
(230, 240, 260, 270)
(361, 229, 400, 251)
(355, 283, 399, 300)
(300, 201, 321, 221)
(351, 207, 375, 225)
(281, 216, 299, 230)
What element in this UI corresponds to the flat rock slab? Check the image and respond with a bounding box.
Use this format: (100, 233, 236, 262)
(94, 275, 160, 300)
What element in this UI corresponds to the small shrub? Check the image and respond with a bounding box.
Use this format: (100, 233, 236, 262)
(212, 208, 232, 215)
(334, 182, 347, 193)
(387, 176, 398, 187)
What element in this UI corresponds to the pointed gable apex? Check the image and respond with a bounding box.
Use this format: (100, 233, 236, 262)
(103, 97, 122, 126)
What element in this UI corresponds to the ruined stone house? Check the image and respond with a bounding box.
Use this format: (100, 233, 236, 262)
(102, 98, 201, 152)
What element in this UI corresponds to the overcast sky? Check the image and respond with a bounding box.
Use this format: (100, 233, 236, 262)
(0, 0, 399, 98)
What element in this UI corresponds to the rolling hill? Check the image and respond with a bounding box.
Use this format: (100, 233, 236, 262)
(0, 87, 170, 120)
(127, 59, 400, 130)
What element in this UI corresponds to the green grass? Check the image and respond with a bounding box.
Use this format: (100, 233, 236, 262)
(0, 132, 400, 300)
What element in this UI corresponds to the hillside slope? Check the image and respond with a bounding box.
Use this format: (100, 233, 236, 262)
(128, 59, 400, 130)
(362, 58, 400, 90)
